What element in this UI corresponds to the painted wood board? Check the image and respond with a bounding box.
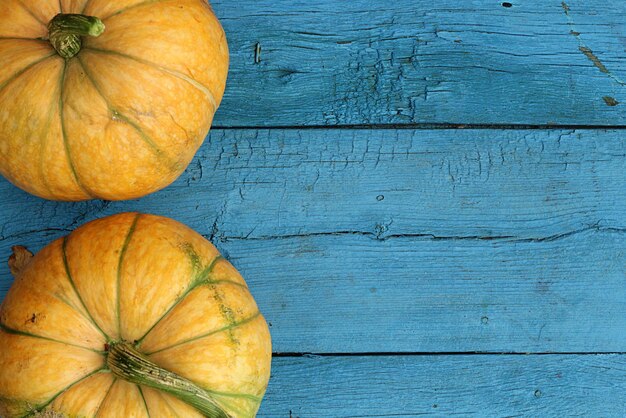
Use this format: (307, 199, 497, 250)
(1, 129, 623, 353)
(260, 354, 626, 417)
(2, 129, 624, 242)
(209, 0, 626, 127)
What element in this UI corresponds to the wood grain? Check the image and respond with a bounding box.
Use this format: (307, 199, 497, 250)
(1, 129, 623, 353)
(225, 230, 625, 353)
(209, 0, 626, 127)
(1, 2, 624, 413)
(261, 354, 626, 417)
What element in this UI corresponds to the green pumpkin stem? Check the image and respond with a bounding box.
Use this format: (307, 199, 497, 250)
(47, 14, 105, 59)
(106, 341, 232, 418)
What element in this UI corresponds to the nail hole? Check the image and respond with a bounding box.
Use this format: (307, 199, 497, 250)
(502, 2, 513, 7)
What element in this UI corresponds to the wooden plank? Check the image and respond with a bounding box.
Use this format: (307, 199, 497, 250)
(224, 230, 626, 353)
(1, 129, 623, 246)
(0, 129, 624, 352)
(261, 354, 626, 417)
(209, 0, 626, 126)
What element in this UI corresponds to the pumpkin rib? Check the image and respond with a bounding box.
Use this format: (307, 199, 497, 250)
(0, 53, 56, 98)
(81, 0, 94, 13)
(58, 0, 63, 13)
(61, 236, 112, 341)
(47, 281, 109, 342)
(134, 255, 225, 347)
(116, 213, 141, 338)
(208, 283, 239, 346)
(99, 0, 172, 22)
(205, 279, 249, 289)
(137, 386, 151, 418)
(83, 46, 218, 112)
(75, 56, 177, 170)
(133, 278, 246, 348)
(42, 270, 111, 344)
(48, 291, 111, 343)
(14, 0, 48, 28)
(0, 51, 56, 196)
(53, 291, 83, 314)
(58, 62, 99, 200)
(144, 311, 261, 356)
(23, 368, 109, 417)
(145, 389, 182, 417)
(195, 254, 226, 283)
(203, 396, 247, 418)
(0, 36, 48, 42)
(93, 377, 117, 418)
(37, 71, 66, 200)
(0, 323, 105, 355)
(0, 52, 58, 199)
(202, 389, 261, 403)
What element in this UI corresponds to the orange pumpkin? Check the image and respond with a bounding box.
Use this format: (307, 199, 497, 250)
(0, 213, 271, 417)
(0, 1, 229, 201)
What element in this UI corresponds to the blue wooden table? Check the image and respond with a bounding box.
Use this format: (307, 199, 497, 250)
(2, 0, 626, 416)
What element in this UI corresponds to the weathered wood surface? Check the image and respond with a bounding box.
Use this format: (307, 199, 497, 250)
(1, 1, 625, 413)
(260, 354, 626, 417)
(210, 0, 626, 127)
(1, 129, 624, 353)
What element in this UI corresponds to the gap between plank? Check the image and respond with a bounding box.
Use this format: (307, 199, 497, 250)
(273, 351, 626, 357)
(213, 123, 626, 130)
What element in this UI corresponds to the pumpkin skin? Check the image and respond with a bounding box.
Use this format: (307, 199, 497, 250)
(0, 0, 228, 201)
(0, 213, 271, 417)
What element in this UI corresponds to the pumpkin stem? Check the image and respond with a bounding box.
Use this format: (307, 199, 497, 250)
(8, 246, 33, 277)
(47, 14, 105, 59)
(106, 341, 233, 418)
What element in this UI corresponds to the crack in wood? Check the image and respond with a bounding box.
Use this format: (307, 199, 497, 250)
(561, 1, 626, 87)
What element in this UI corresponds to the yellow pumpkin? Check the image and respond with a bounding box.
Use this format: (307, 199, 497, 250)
(0, 1, 228, 201)
(0, 213, 271, 417)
